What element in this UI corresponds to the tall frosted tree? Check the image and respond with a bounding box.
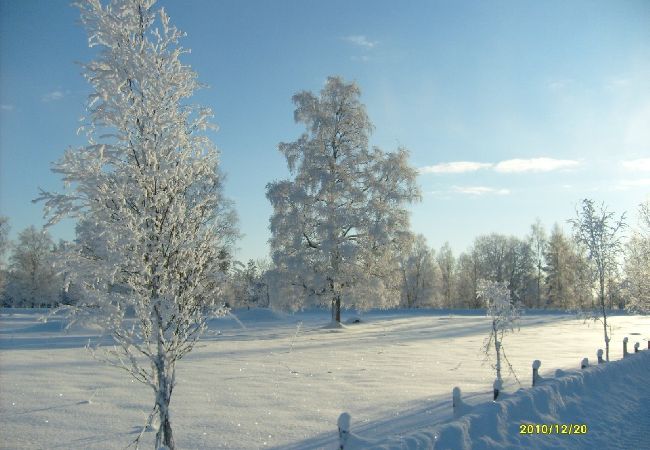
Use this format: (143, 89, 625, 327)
(437, 242, 456, 308)
(267, 76, 420, 322)
(37, 1, 237, 448)
(0, 217, 9, 295)
(625, 200, 650, 313)
(569, 199, 625, 361)
(6, 226, 59, 307)
(399, 234, 440, 308)
(528, 219, 547, 308)
(543, 223, 591, 310)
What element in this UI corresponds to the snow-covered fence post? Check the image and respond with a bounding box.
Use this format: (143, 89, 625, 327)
(493, 378, 503, 401)
(634, 342, 640, 353)
(532, 360, 542, 386)
(581, 358, 589, 369)
(338, 412, 351, 449)
(623, 337, 629, 358)
(452, 387, 471, 418)
(597, 349, 605, 364)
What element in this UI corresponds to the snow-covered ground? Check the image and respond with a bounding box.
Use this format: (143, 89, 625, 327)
(0, 308, 648, 449)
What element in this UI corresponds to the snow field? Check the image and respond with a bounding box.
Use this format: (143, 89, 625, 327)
(0, 308, 648, 449)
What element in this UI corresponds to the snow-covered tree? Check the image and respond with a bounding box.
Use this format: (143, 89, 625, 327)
(436, 242, 455, 308)
(543, 223, 591, 310)
(266, 76, 420, 322)
(36, 1, 237, 448)
(477, 279, 521, 399)
(472, 233, 535, 307)
(456, 248, 480, 308)
(569, 199, 625, 361)
(398, 234, 440, 308)
(625, 200, 650, 313)
(0, 216, 10, 297)
(5, 226, 59, 307)
(528, 219, 547, 308)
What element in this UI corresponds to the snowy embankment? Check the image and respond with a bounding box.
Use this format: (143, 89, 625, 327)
(340, 350, 650, 450)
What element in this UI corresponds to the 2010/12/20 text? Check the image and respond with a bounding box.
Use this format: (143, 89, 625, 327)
(519, 423, 588, 435)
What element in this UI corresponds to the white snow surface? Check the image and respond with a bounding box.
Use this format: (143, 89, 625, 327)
(0, 308, 648, 449)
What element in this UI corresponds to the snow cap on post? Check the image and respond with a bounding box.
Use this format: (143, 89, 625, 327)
(452, 386, 470, 418)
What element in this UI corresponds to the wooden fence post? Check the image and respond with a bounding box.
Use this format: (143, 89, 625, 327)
(634, 342, 640, 353)
(581, 358, 589, 369)
(532, 360, 541, 386)
(623, 337, 629, 358)
(597, 349, 605, 364)
(493, 379, 502, 401)
(338, 412, 350, 449)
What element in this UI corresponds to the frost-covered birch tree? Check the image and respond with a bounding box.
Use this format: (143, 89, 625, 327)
(625, 200, 650, 314)
(569, 199, 625, 362)
(0, 217, 10, 296)
(36, 1, 237, 448)
(266, 77, 420, 323)
(6, 226, 59, 308)
(477, 279, 521, 400)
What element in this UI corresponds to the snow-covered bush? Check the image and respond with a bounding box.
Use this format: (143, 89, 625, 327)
(477, 279, 522, 399)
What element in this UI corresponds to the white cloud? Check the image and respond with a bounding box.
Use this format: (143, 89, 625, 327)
(622, 158, 650, 172)
(419, 157, 580, 175)
(452, 186, 510, 196)
(616, 178, 650, 190)
(418, 161, 492, 174)
(342, 35, 377, 48)
(0, 104, 14, 111)
(494, 158, 580, 173)
(42, 90, 65, 102)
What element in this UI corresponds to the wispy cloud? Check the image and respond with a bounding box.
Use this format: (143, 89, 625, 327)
(547, 79, 573, 91)
(621, 158, 650, 172)
(0, 104, 14, 111)
(452, 186, 511, 196)
(419, 161, 492, 174)
(350, 55, 371, 63)
(616, 178, 650, 190)
(420, 157, 581, 175)
(494, 158, 580, 173)
(42, 90, 65, 102)
(342, 35, 377, 48)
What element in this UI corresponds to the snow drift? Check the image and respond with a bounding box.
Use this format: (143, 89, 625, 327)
(340, 350, 650, 449)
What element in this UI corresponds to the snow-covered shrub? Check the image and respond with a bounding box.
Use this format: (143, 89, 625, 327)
(477, 279, 522, 399)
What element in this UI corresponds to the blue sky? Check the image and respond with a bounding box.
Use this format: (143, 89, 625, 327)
(1, 0, 649, 261)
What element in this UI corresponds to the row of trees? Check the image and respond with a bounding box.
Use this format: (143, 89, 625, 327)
(2, 199, 648, 315)
(2, 201, 648, 315)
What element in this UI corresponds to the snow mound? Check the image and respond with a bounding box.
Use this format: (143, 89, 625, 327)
(341, 351, 650, 449)
(322, 320, 346, 330)
(345, 317, 363, 324)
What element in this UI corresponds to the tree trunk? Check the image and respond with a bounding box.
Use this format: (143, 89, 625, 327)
(155, 362, 175, 449)
(334, 295, 341, 323)
(600, 274, 610, 362)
